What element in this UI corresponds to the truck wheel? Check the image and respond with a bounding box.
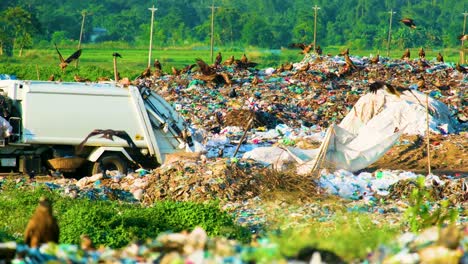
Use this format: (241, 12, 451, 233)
(92, 153, 128, 175)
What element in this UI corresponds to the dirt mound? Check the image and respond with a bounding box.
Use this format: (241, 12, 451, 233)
(368, 133, 467, 174)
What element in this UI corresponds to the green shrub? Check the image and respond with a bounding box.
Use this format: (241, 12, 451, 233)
(0, 180, 249, 248)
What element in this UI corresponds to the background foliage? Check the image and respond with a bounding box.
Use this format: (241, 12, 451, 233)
(0, 0, 467, 56)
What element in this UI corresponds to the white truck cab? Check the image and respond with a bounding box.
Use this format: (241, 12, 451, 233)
(0, 80, 192, 176)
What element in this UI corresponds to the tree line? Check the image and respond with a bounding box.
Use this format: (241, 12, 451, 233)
(0, 0, 466, 56)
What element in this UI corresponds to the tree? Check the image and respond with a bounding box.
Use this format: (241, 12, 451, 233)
(0, 7, 39, 57)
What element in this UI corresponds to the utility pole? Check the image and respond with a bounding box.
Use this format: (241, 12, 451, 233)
(461, 12, 468, 64)
(76, 10, 87, 68)
(208, 1, 220, 63)
(386, 9, 396, 57)
(312, 5, 320, 49)
(148, 5, 158, 68)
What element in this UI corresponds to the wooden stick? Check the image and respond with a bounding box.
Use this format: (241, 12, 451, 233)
(232, 111, 255, 158)
(425, 94, 431, 175)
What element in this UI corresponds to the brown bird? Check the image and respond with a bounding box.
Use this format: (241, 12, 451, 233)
(139, 67, 152, 79)
(74, 74, 90, 82)
(196, 58, 217, 75)
(251, 75, 259, 86)
(436, 52, 444, 63)
(315, 45, 322, 55)
(289, 43, 314, 54)
(153, 59, 162, 71)
(283, 62, 294, 71)
(180, 64, 196, 74)
(223, 55, 235, 66)
(80, 234, 95, 251)
(400, 18, 416, 29)
(54, 43, 82, 72)
(171, 66, 181, 76)
(344, 54, 357, 70)
(214, 52, 222, 66)
(277, 63, 285, 73)
(339, 48, 349, 56)
(240, 53, 248, 63)
(48, 74, 55, 81)
(418, 47, 425, 59)
(418, 59, 430, 68)
(458, 34, 468, 41)
(369, 81, 401, 97)
(370, 53, 380, 64)
(401, 48, 410, 60)
(24, 197, 60, 248)
(77, 129, 138, 154)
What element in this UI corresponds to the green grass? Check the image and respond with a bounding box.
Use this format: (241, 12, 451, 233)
(0, 45, 463, 81)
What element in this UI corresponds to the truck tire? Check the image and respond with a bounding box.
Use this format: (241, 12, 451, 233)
(92, 153, 128, 175)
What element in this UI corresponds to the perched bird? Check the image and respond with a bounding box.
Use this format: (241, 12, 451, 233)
(436, 52, 444, 63)
(315, 45, 322, 55)
(77, 129, 138, 154)
(251, 75, 259, 86)
(458, 34, 468, 41)
(240, 53, 248, 63)
(401, 48, 410, 60)
(228, 87, 237, 98)
(74, 74, 90, 82)
(369, 81, 401, 97)
(283, 63, 294, 71)
(455, 63, 467, 73)
(418, 47, 425, 59)
(24, 197, 60, 248)
(418, 59, 430, 68)
(214, 52, 222, 66)
(277, 63, 285, 73)
(180, 64, 196, 74)
(153, 59, 162, 71)
(344, 54, 357, 70)
(339, 48, 349, 56)
(80, 234, 95, 251)
(138, 67, 152, 79)
(54, 43, 82, 72)
(400, 18, 416, 29)
(223, 55, 235, 66)
(112, 52, 122, 58)
(370, 53, 380, 64)
(171, 66, 181, 76)
(289, 43, 314, 54)
(47, 74, 55, 81)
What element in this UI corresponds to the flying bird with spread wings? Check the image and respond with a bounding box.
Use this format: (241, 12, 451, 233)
(77, 129, 138, 154)
(400, 18, 416, 29)
(54, 43, 82, 72)
(289, 43, 314, 54)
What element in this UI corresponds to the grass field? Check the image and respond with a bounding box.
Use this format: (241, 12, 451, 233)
(0, 45, 464, 81)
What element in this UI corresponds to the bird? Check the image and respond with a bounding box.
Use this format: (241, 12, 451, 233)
(24, 197, 60, 248)
(370, 53, 380, 64)
(195, 58, 217, 75)
(315, 45, 322, 55)
(54, 43, 82, 72)
(401, 48, 410, 60)
(458, 34, 468, 41)
(80, 234, 95, 251)
(223, 55, 235, 66)
(180, 63, 196, 74)
(171, 66, 181, 76)
(400, 18, 416, 29)
(74, 74, 90, 82)
(418, 59, 430, 68)
(436, 52, 444, 63)
(418, 48, 425, 59)
(251, 75, 259, 86)
(112, 52, 122, 58)
(228, 87, 237, 98)
(240, 53, 248, 63)
(344, 54, 357, 70)
(153, 59, 162, 71)
(283, 63, 294, 71)
(289, 43, 314, 54)
(369, 81, 401, 97)
(77, 129, 138, 154)
(138, 67, 151, 79)
(47, 74, 55, 81)
(339, 48, 349, 56)
(214, 52, 222, 66)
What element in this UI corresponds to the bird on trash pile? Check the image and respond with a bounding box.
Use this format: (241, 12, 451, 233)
(223, 55, 235, 66)
(418, 47, 425, 59)
(289, 43, 314, 54)
(455, 63, 467, 73)
(77, 129, 138, 154)
(138, 67, 152, 79)
(315, 45, 323, 55)
(153, 59, 162, 71)
(369, 80, 401, 97)
(196, 58, 217, 76)
(339, 48, 349, 56)
(214, 52, 222, 67)
(370, 53, 380, 64)
(54, 43, 82, 72)
(344, 54, 357, 70)
(24, 197, 60, 248)
(400, 18, 416, 29)
(436, 52, 444, 63)
(401, 48, 410, 60)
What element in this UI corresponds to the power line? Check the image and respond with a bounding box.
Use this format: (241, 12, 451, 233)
(148, 5, 158, 68)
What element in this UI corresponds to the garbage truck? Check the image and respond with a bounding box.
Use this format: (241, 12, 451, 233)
(0, 80, 193, 176)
